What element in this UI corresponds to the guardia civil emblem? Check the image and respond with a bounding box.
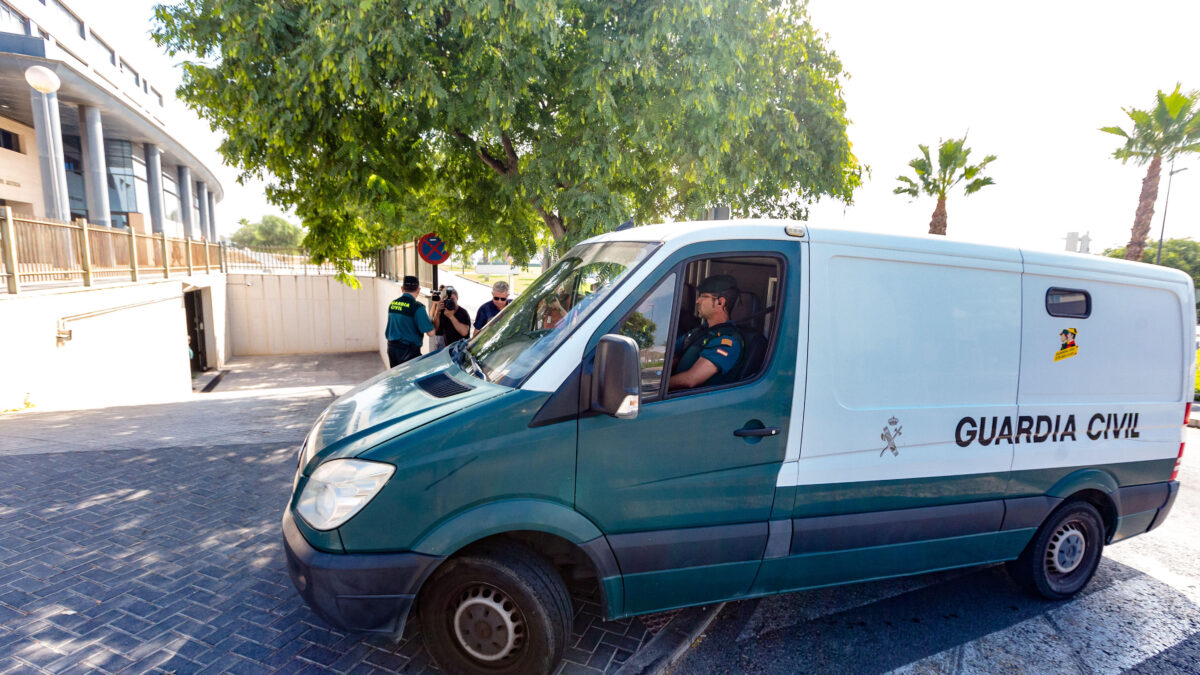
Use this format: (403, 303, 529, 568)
(880, 417, 902, 457)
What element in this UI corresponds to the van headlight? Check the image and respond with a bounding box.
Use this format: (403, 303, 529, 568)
(296, 459, 395, 531)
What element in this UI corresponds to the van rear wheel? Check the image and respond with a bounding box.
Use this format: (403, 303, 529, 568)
(419, 543, 571, 675)
(1006, 500, 1105, 600)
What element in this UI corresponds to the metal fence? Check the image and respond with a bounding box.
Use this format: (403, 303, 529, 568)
(377, 242, 436, 289)
(0, 207, 223, 294)
(0, 207, 436, 295)
(223, 246, 375, 276)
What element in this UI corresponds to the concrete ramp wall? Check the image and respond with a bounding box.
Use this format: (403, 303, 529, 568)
(227, 274, 402, 359)
(0, 276, 227, 412)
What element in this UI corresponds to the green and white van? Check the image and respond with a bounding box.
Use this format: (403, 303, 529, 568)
(283, 221, 1194, 674)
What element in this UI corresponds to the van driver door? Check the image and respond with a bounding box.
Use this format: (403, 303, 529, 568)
(575, 243, 799, 615)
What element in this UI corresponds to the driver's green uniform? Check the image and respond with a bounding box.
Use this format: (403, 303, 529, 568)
(675, 322, 744, 387)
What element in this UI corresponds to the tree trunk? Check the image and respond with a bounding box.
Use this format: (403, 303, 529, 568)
(1125, 155, 1162, 261)
(536, 205, 567, 240)
(928, 197, 948, 235)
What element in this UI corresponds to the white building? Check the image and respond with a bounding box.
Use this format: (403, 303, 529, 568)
(0, 0, 220, 238)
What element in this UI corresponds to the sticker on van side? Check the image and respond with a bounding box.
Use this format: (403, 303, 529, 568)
(880, 417, 902, 456)
(955, 412, 1140, 447)
(1055, 327, 1078, 361)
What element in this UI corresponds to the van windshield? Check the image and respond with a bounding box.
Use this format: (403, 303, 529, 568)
(464, 241, 659, 387)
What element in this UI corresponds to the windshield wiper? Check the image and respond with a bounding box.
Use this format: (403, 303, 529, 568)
(453, 341, 485, 380)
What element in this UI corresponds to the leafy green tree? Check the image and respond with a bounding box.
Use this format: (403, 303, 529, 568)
(1105, 238, 1200, 317)
(893, 136, 996, 235)
(153, 0, 861, 272)
(621, 311, 658, 351)
(229, 215, 305, 248)
(1101, 85, 1200, 261)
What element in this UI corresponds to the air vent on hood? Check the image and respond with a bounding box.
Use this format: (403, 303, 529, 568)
(417, 372, 474, 398)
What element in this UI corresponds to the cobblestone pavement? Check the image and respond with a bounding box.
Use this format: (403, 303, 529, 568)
(0, 354, 654, 673)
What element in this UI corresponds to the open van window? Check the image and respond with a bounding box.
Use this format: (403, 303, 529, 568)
(663, 255, 783, 393)
(467, 241, 658, 387)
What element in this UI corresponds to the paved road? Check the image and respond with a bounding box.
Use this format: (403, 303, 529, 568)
(0, 354, 650, 674)
(676, 429, 1200, 674)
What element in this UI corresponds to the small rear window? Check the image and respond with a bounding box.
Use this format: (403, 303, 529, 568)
(1046, 288, 1091, 318)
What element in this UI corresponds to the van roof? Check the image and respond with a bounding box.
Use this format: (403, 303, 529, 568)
(587, 219, 1193, 286)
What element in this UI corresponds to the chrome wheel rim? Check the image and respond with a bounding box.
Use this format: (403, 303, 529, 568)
(1046, 522, 1087, 575)
(452, 584, 525, 662)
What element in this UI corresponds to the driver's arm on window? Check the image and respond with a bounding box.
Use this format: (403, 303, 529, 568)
(668, 358, 718, 390)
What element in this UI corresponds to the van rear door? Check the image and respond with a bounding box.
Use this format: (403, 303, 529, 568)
(1014, 253, 1192, 541)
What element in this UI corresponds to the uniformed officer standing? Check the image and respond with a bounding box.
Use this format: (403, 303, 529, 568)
(668, 274, 745, 390)
(385, 276, 435, 367)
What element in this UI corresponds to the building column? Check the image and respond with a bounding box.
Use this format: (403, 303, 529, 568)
(196, 182, 209, 241)
(77, 105, 111, 227)
(177, 165, 194, 239)
(28, 89, 69, 220)
(206, 190, 217, 241)
(144, 144, 165, 233)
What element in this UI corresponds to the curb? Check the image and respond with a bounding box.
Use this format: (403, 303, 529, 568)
(440, 270, 492, 291)
(615, 603, 724, 675)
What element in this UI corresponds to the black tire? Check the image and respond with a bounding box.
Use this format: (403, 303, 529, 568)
(1006, 500, 1105, 600)
(418, 542, 572, 675)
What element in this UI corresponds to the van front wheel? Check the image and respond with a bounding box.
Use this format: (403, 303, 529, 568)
(1006, 500, 1105, 600)
(419, 543, 571, 675)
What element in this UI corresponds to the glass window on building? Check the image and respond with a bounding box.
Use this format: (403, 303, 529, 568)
(62, 135, 88, 221)
(0, 129, 20, 153)
(162, 171, 182, 234)
(0, 1, 27, 36)
(119, 59, 139, 89)
(192, 189, 201, 233)
(105, 139, 136, 228)
(52, 0, 83, 39)
(89, 31, 115, 66)
(132, 145, 150, 229)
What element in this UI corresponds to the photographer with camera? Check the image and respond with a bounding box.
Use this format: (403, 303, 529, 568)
(432, 286, 471, 347)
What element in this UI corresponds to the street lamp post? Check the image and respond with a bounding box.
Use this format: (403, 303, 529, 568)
(1155, 161, 1188, 265)
(24, 65, 66, 221)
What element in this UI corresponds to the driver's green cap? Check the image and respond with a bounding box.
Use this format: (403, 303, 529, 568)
(698, 274, 738, 294)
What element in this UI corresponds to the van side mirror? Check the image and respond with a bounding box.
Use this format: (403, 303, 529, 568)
(591, 334, 641, 419)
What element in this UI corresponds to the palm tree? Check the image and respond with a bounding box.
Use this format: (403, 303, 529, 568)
(894, 136, 996, 235)
(1101, 85, 1200, 261)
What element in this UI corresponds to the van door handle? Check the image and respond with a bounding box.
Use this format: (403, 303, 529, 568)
(734, 426, 780, 438)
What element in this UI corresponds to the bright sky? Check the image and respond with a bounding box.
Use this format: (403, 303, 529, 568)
(103, 1, 1200, 253)
(805, 0, 1200, 254)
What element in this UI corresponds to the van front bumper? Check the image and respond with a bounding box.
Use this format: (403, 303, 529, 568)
(282, 509, 442, 634)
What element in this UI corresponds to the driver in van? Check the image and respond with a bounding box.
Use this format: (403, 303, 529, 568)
(668, 274, 744, 390)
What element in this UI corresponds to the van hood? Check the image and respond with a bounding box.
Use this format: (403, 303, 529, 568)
(301, 348, 507, 471)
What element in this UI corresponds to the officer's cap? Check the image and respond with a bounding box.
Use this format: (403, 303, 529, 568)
(698, 274, 738, 294)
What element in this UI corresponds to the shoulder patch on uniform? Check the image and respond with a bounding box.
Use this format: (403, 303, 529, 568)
(721, 338, 733, 347)
(716, 348, 729, 357)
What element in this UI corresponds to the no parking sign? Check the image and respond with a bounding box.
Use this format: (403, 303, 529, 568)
(418, 232, 449, 265)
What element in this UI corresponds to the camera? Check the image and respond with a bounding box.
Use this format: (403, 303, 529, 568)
(444, 297, 457, 311)
(431, 291, 441, 302)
